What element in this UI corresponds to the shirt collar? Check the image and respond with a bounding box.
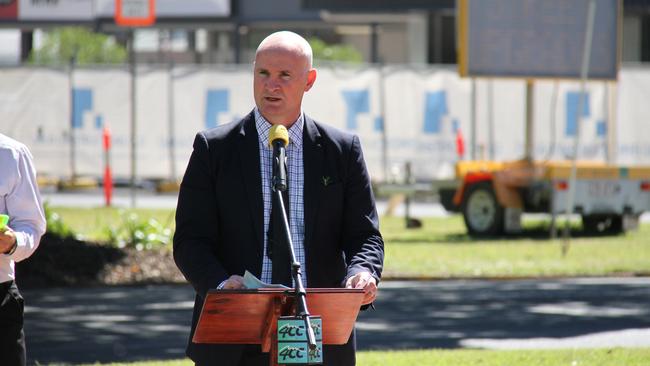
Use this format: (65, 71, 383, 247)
(254, 107, 304, 149)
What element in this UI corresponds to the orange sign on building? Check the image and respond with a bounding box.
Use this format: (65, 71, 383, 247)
(115, 0, 155, 27)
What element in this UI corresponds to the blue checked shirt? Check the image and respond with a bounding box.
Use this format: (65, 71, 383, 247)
(255, 108, 306, 286)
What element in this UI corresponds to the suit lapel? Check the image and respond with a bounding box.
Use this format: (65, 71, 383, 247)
(237, 112, 264, 254)
(303, 116, 324, 251)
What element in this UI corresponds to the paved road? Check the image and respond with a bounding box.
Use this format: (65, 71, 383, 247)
(42, 189, 650, 223)
(22, 278, 650, 365)
(41, 189, 448, 217)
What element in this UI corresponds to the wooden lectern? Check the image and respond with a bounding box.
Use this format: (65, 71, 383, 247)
(192, 288, 364, 365)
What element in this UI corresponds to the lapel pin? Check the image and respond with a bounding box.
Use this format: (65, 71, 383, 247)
(322, 176, 331, 186)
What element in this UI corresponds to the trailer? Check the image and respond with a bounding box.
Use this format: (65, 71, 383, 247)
(438, 160, 650, 236)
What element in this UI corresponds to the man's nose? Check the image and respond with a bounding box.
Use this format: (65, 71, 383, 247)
(265, 78, 280, 91)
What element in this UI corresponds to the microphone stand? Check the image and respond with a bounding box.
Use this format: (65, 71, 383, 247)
(273, 176, 318, 351)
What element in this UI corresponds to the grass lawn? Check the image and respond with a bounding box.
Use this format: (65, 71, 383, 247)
(382, 216, 650, 278)
(360, 348, 650, 365)
(81, 348, 650, 366)
(50, 206, 650, 278)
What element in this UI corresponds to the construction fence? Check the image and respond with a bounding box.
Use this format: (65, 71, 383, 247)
(1, 64, 649, 182)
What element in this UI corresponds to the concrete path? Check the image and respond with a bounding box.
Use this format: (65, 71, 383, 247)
(22, 277, 650, 365)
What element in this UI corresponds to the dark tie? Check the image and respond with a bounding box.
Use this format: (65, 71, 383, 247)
(269, 183, 292, 287)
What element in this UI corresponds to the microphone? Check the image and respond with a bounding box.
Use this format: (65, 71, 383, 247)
(268, 124, 316, 350)
(268, 125, 289, 192)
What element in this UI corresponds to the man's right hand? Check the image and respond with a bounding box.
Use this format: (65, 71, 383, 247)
(221, 275, 246, 290)
(0, 226, 17, 254)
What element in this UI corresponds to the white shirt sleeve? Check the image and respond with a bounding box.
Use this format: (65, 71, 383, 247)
(4, 144, 46, 263)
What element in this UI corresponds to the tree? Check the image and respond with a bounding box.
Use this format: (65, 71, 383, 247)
(308, 37, 363, 65)
(29, 27, 126, 65)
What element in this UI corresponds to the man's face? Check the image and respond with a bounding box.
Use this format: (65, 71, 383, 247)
(253, 47, 316, 127)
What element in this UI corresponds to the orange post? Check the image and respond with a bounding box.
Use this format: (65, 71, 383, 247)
(103, 126, 113, 207)
(456, 127, 465, 160)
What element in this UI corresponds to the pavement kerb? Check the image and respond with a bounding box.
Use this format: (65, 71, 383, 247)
(380, 272, 650, 282)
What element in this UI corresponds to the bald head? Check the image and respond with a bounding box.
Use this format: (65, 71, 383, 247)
(255, 31, 313, 69)
(253, 31, 318, 127)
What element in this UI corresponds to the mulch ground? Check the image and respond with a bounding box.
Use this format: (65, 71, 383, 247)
(16, 233, 186, 289)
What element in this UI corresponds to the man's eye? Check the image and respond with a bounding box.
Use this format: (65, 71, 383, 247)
(280, 73, 291, 80)
(258, 70, 269, 76)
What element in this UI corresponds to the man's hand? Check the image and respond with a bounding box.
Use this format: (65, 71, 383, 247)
(221, 275, 246, 290)
(0, 227, 17, 254)
(345, 271, 378, 305)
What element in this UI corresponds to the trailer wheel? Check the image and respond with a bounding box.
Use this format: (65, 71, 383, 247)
(462, 182, 504, 236)
(582, 214, 624, 235)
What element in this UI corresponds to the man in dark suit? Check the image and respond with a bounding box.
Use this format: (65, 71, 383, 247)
(173, 31, 384, 366)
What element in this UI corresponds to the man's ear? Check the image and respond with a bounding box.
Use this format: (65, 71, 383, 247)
(305, 68, 317, 92)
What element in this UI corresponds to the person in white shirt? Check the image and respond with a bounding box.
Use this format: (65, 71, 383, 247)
(0, 133, 46, 366)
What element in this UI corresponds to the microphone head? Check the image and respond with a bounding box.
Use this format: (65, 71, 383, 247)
(268, 124, 289, 147)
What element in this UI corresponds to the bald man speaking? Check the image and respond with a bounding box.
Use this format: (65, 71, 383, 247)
(173, 31, 384, 366)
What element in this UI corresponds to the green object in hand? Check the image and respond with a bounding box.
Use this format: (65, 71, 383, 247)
(0, 214, 9, 230)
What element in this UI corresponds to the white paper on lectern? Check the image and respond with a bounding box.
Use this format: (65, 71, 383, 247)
(243, 270, 290, 290)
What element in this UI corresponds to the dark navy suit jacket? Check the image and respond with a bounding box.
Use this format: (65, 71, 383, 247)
(173, 111, 384, 365)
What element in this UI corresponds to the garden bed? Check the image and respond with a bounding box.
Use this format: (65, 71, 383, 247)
(16, 233, 185, 289)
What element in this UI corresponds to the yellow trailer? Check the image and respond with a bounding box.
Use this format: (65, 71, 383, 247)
(439, 160, 650, 236)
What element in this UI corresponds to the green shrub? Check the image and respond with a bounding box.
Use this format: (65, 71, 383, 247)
(30, 27, 127, 65)
(44, 202, 75, 238)
(104, 211, 172, 250)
